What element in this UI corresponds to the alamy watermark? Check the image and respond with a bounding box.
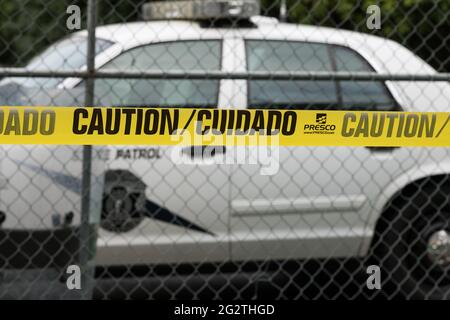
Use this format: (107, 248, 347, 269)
(66, 5, 81, 30)
(366, 265, 381, 290)
(170, 123, 281, 175)
(66, 264, 81, 290)
(366, 5, 381, 30)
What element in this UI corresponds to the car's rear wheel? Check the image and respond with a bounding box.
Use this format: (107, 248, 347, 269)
(376, 184, 450, 299)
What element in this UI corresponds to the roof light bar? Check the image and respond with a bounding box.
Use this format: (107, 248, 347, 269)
(142, 0, 260, 20)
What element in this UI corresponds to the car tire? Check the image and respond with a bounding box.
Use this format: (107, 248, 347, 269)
(376, 184, 450, 299)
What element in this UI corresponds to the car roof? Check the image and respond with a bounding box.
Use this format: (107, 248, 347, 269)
(73, 16, 435, 75)
(77, 16, 376, 46)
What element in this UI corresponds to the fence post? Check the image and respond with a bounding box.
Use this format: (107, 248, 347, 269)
(79, 0, 97, 299)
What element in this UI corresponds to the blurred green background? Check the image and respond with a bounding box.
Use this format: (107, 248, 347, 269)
(0, 0, 448, 71)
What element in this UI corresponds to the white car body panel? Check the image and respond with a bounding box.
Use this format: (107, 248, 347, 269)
(1, 17, 449, 266)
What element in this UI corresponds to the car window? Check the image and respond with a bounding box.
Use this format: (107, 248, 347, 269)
(246, 40, 338, 109)
(246, 40, 398, 111)
(333, 46, 398, 110)
(94, 40, 221, 108)
(4, 37, 113, 88)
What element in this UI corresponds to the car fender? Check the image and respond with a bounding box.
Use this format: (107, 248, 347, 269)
(359, 158, 450, 255)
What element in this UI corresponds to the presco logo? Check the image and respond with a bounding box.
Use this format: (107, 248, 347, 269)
(303, 113, 336, 134)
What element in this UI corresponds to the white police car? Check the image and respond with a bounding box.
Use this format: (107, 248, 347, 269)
(0, 0, 449, 298)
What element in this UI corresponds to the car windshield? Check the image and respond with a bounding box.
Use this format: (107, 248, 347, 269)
(1, 36, 113, 88)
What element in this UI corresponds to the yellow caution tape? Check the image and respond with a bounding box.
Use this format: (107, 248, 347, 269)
(0, 106, 449, 146)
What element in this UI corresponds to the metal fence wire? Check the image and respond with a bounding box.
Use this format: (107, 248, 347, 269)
(0, 0, 450, 300)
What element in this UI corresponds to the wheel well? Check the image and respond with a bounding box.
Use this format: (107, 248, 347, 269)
(370, 174, 450, 251)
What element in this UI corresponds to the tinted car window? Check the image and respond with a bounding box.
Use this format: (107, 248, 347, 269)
(94, 40, 221, 107)
(246, 40, 398, 111)
(246, 40, 338, 109)
(6, 37, 113, 88)
(334, 46, 397, 110)
(247, 40, 331, 72)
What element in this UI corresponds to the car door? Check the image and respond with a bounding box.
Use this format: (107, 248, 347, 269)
(91, 39, 231, 265)
(229, 38, 423, 261)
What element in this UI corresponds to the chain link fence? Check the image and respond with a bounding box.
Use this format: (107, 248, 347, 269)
(0, 0, 449, 299)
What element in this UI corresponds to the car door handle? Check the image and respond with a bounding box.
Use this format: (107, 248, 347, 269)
(366, 146, 398, 152)
(182, 146, 226, 158)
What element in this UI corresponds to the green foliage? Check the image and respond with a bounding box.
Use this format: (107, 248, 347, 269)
(264, 0, 450, 71)
(0, 0, 448, 71)
(0, 0, 78, 66)
(0, 0, 146, 66)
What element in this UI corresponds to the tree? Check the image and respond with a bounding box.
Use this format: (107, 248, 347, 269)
(263, 0, 450, 72)
(0, 0, 448, 72)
